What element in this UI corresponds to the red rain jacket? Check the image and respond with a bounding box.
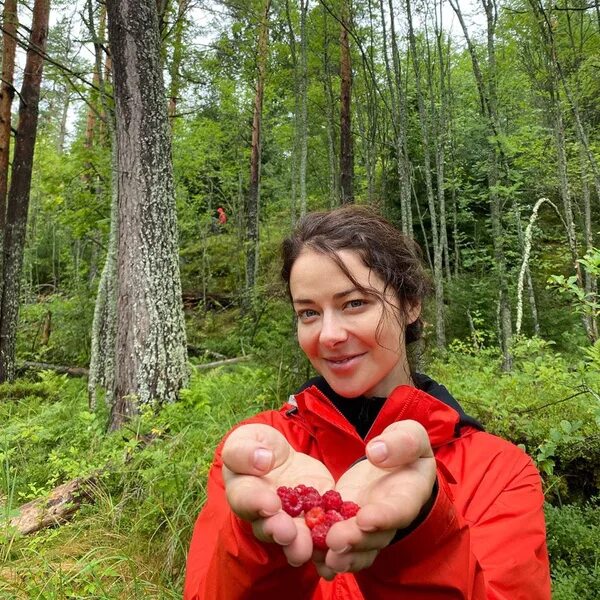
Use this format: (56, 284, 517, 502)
(184, 382, 551, 599)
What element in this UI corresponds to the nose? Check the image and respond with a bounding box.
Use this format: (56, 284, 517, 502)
(319, 311, 348, 347)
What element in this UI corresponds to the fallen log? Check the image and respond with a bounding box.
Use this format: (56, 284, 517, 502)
(195, 355, 253, 370)
(9, 475, 98, 535)
(19, 361, 89, 377)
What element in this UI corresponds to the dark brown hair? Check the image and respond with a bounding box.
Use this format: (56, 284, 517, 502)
(281, 205, 431, 344)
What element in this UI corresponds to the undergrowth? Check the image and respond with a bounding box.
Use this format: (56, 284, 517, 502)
(0, 340, 599, 598)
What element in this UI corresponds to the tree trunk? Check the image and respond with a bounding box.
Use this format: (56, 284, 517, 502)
(284, 0, 299, 224)
(406, 0, 446, 349)
(321, 5, 338, 206)
(167, 0, 188, 120)
(298, 0, 308, 216)
(0, 0, 18, 302)
(0, 0, 51, 383)
(106, 0, 188, 429)
(339, 0, 354, 204)
(450, 0, 512, 369)
(245, 0, 271, 306)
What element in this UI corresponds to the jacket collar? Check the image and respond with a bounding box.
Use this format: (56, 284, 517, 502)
(289, 376, 482, 480)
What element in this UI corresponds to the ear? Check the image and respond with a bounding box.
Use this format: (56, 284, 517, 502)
(405, 300, 422, 326)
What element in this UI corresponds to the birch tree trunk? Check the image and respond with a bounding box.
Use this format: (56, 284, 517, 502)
(386, 0, 412, 235)
(450, 0, 512, 369)
(167, 0, 188, 120)
(298, 0, 308, 216)
(321, 5, 339, 206)
(0, 0, 50, 383)
(245, 0, 271, 306)
(406, 0, 446, 349)
(106, 0, 188, 429)
(339, 0, 354, 204)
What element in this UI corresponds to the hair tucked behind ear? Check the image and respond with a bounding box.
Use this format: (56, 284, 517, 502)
(281, 205, 431, 345)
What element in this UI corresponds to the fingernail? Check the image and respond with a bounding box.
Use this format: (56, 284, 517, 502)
(332, 545, 351, 554)
(253, 448, 272, 470)
(368, 440, 388, 462)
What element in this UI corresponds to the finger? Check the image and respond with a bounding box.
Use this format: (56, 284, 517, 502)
(226, 474, 281, 520)
(325, 548, 379, 574)
(252, 511, 297, 545)
(222, 424, 292, 477)
(366, 420, 433, 469)
(281, 522, 314, 567)
(313, 550, 336, 581)
(356, 483, 431, 532)
(326, 519, 395, 553)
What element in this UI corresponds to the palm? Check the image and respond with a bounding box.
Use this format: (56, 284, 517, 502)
(266, 450, 334, 493)
(335, 455, 434, 530)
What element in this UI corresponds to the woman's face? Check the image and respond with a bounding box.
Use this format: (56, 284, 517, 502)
(289, 248, 419, 398)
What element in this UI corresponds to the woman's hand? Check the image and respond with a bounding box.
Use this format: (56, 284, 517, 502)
(222, 423, 335, 567)
(314, 420, 437, 579)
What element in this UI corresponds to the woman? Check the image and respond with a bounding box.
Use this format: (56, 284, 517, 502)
(184, 206, 550, 599)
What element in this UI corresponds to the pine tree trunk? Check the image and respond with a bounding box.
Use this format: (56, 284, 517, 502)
(106, 0, 188, 429)
(245, 0, 271, 306)
(0, 0, 50, 383)
(0, 0, 18, 302)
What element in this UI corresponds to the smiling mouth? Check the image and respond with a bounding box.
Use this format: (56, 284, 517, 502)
(324, 353, 365, 364)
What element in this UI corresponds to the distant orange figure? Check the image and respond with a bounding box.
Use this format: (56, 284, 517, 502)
(217, 207, 227, 225)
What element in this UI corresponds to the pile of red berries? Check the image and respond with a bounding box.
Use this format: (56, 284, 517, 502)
(277, 485, 360, 550)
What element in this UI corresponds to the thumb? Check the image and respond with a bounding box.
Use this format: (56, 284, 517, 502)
(222, 423, 292, 478)
(365, 420, 433, 469)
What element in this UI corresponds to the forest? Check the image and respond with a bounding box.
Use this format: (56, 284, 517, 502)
(0, 0, 599, 597)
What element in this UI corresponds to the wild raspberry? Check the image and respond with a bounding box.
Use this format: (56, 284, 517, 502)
(301, 489, 322, 512)
(293, 484, 309, 495)
(311, 522, 330, 550)
(324, 509, 344, 526)
(340, 501, 360, 519)
(304, 507, 326, 529)
(277, 486, 303, 517)
(321, 490, 343, 511)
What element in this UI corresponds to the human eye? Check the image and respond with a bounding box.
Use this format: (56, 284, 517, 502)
(345, 298, 367, 310)
(297, 308, 319, 321)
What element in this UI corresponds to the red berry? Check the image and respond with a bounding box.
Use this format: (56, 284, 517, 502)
(305, 507, 326, 529)
(324, 509, 344, 526)
(340, 501, 360, 519)
(277, 486, 303, 517)
(301, 490, 322, 512)
(321, 490, 343, 511)
(311, 523, 330, 550)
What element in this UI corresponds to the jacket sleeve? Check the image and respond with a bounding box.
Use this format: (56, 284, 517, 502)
(355, 441, 551, 599)
(183, 442, 321, 600)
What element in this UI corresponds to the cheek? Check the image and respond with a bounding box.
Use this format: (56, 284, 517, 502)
(296, 327, 312, 354)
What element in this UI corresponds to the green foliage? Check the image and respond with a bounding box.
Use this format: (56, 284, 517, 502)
(428, 337, 600, 503)
(17, 294, 95, 366)
(0, 365, 282, 597)
(545, 499, 600, 600)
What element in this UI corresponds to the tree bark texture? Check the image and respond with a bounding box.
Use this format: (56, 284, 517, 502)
(339, 0, 354, 204)
(0, 0, 51, 383)
(106, 0, 188, 429)
(406, 0, 446, 349)
(245, 0, 271, 304)
(0, 0, 18, 234)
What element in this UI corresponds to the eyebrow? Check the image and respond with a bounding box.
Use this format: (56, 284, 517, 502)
(292, 287, 360, 305)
